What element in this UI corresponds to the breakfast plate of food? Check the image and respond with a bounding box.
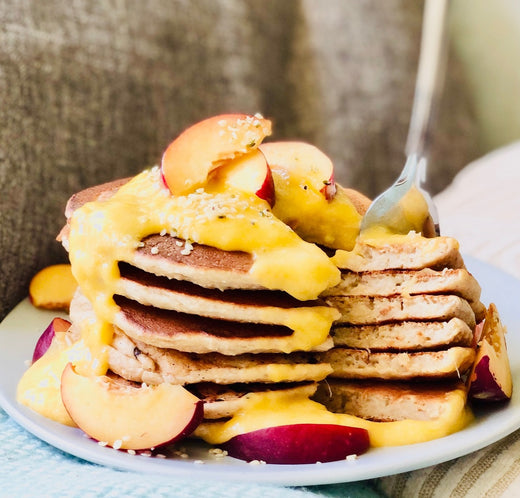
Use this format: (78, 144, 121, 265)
(1, 114, 518, 486)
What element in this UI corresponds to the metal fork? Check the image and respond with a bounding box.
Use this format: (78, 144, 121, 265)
(359, 0, 450, 237)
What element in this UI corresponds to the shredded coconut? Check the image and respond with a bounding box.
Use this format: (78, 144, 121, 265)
(208, 448, 228, 458)
(180, 240, 194, 255)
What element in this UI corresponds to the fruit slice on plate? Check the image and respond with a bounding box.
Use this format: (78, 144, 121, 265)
(259, 141, 336, 200)
(469, 303, 513, 402)
(61, 364, 203, 450)
(162, 113, 272, 196)
(29, 264, 77, 311)
(222, 424, 369, 464)
(208, 149, 275, 206)
(32, 317, 72, 363)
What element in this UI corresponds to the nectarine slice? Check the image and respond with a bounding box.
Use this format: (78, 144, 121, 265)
(61, 364, 203, 450)
(32, 317, 71, 363)
(162, 114, 272, 195)
(260, 141, 336, 200)
(208, 149, 275, 206)
(29, 264, 77, 311)
(223, 424, 369, 464)
(469, 304, 512, 401)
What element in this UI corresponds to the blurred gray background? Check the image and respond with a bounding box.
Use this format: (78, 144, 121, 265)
(1, 0, 519, 318)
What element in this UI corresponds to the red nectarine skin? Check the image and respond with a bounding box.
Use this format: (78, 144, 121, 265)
(254, 163, 275, 207)
(222, 424, 369, 464)
(162, 400, 204, 447)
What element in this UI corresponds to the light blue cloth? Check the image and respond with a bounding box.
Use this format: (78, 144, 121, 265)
(0, 409, 382, 497)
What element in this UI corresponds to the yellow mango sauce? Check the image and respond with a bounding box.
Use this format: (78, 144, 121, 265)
(196, 386, 473, 447)
(270, 167, 362, 250)
(18, 166, 472, 448)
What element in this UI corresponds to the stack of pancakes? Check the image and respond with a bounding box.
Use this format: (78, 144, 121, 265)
(60, 179, 338, 424)
(60, 178, 484, 428)
(313, 233, 483, 421)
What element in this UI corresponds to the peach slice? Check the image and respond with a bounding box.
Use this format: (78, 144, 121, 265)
(29, 264, 77, 311)
(32, 317, 72, 363)
(260, 141, 336, 200)
(61, 364, 203, 450)
(469, 304, 513, 402)
(162, 114, 272, 196)
(208, 149, 275, 206)
(223, 424, 369, 464)
(259, 141, 363, 249)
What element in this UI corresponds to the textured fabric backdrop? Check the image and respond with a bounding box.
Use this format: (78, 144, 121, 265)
(0, 0, 478, 328)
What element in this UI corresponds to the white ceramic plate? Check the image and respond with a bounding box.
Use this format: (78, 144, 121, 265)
(1, 256, 519, 486)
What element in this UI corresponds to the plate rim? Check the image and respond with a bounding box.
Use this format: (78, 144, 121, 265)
(1, 255, 520, 486)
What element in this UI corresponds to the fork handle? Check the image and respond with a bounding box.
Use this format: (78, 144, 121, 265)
(405, 0, 450, 158)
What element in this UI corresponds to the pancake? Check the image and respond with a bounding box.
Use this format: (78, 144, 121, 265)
(313, 379, 467, 421)
(62, 229, 264, 292)
(113, 296, 333, 355)
(326, 294, 477, 329)
(332, 233, 464, 272)
(331, 318, 474, 350)
(189, 382, 318, 420)
(318, 346, 476, 380)
(129, 235, 267, 291)
(130, 235, 259, 291)
(323, 268, 484, 319)
(325, 268, 481, 300)
(22, 113, 497, 457)
(107, 329, 332, 386)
